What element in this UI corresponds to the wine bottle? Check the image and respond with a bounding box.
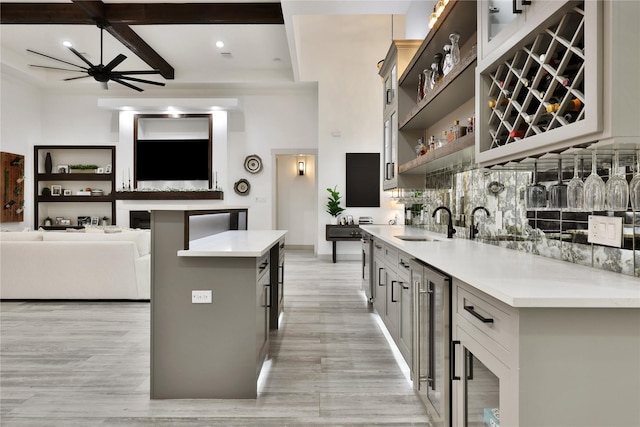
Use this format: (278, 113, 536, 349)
(546, 98, 582, 113)
(488, 98, 509, 108)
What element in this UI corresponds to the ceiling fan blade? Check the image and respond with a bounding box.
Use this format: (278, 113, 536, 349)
(111, 78, 144, 92)
(66, 46, 96, 68)
(115, 75, 166, 87)
(113, 70, 162, 76)
(103, 54, 127, 73)
(26, 49, 88, 70)
(29, 65, 87, 73)
(63, 75, 91, 81)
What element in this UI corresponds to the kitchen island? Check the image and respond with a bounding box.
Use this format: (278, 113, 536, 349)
(149, 206, 286, 399)
(360, 224, 640, 427)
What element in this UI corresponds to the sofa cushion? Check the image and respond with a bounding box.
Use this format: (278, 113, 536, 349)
(0, 231, 44, 241)
(42, 229, 150, 256)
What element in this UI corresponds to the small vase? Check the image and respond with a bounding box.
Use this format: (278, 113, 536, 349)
(45, 152, 52, 174)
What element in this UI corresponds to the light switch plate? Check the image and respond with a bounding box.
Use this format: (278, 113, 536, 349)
(588, 215, 623, 248)
(192, 290, 212, 304)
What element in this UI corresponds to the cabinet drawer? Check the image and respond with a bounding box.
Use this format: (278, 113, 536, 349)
(455, 280, 516, 352)
(257, 253, 270, 280)
(384, 245, 398, 265)
(373, 239, 385, 260)
(396, 251, 412, 281)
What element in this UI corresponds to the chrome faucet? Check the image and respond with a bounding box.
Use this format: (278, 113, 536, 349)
(470, 206, 490, 240)
(432, 206, 456, 238)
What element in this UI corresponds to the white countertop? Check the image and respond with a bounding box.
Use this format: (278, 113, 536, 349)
(178, 230, 287, 257)
(360, 225, 640, 309)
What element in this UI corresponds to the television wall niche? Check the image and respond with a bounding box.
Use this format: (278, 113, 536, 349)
(346, 153, 380, 207)
(134, 114, 213, 188)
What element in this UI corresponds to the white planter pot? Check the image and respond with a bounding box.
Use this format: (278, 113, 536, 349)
(330, 217, 338, 225)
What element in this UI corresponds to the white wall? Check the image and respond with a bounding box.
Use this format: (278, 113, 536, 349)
(293, 14, 400, 259)
(0, 68, 42, 230)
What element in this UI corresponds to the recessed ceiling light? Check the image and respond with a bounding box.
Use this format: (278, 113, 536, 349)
(216, 41, 224, 48)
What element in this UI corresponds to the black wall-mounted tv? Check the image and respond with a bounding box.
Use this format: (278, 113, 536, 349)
(135, 139, 211, 181)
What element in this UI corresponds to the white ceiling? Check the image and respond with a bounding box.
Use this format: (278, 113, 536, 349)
(0, 0, 414, 94)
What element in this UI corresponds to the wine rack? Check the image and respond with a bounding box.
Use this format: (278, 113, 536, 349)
(484, 2, 585, 150)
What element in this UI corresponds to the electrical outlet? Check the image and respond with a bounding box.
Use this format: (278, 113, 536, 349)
(191, 290, 212, 304)
(588, 215, 622, 248)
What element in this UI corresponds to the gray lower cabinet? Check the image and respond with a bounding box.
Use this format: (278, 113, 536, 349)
(372, 248, 386, 316)
(256, 253, 270, 376)
(150, 209, 275, 399)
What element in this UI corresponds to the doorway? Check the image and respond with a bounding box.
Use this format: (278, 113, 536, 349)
(274, 152, 317, 251)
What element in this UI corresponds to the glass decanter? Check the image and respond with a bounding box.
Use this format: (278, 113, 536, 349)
(630, 150, 640, 211)
(584, 151, 605, 211)
(442, 45, 453, 76)
(430, 53, 444, 88)
(423, 68, 433, 97)
(566, 154, 584, 210)
(605, 150, 629, 211)
(449, 32, 461, 66)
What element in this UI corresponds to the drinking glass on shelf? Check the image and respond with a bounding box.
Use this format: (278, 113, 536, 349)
(548, 158, 567, 209)
(605, 150, 629, 211)
(583, 151, 605, 211)
(567, 154, 584, 210)
(526, 160, 547, 209)
(630, 150, 640, 211)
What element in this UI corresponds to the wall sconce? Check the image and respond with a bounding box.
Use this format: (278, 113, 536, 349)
(298, 161, 305, 176)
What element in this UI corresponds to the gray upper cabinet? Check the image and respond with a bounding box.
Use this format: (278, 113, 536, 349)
(476, 0, 640, 166)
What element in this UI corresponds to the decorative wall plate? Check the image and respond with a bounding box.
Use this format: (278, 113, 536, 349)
(244, 155, 263, 173)
(234, 179, 251, 196)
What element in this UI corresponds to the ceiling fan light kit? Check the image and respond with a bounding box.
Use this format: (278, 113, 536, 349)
(28, 26, 165, 92)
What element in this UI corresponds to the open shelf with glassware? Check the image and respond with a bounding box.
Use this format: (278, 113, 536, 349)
(395, 0, 478, 178)
(34, 145, 116, 229)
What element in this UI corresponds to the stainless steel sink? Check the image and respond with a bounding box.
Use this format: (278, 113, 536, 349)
(394, 235, 440, 242)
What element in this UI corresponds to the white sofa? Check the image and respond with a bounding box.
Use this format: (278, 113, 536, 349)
(0, 229, 150, 300)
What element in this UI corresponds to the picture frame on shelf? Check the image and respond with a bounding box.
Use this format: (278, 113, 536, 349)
(63, 189, 72, 196)
(96, 167, 105, 174)
(57, 165, 69, 174)
(51, 185, 62, 196)
(55, 217, 64, 225)
(105, 164, 112, 174)
(90, 216, 99, 226)
(77, 216, 91, 226)
(59, 219, 71, 226)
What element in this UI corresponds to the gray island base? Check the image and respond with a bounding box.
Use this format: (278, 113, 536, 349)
(150, 207, 286, 399)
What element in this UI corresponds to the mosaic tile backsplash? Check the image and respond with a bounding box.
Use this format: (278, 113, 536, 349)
(400, 168, 639, 277)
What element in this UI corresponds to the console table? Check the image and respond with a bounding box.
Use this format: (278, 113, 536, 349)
(325, 224, 362, 263)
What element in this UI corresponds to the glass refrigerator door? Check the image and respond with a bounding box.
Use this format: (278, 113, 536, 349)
(464, 349, 500, 427)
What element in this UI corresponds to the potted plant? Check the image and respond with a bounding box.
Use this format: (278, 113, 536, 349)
(69, 164, 99, 173)
(326, 186, 345, 224)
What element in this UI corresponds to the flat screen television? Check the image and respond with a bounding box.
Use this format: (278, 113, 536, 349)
(135, 139, 210, 181)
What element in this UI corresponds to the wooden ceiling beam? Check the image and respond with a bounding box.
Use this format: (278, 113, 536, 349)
(0, 4, 93, 24)
(0, 3, 284, 25)
(106, 24, 175, 80)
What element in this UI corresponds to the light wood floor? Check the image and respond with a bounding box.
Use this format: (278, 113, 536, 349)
(1, 250, 430, 426)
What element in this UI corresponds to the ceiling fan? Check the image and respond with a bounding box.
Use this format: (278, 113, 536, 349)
(27, 26, 166, 92)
